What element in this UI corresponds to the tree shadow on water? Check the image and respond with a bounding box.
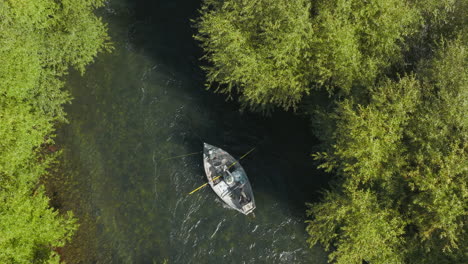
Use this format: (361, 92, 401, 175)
(129, 0, 204, 74)
(124, 0, 330, 218)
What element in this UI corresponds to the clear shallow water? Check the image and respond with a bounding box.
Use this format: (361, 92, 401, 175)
(57, 0, 328, 263)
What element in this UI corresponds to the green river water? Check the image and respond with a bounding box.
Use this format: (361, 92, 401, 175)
(54, 0, 329, 263)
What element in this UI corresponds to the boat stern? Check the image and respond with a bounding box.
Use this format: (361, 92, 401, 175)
(242, 202, 256, 215)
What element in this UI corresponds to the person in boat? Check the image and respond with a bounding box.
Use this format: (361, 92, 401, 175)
(239, 190, 250, 205)
(221, 159, 230, 176)
(221, 163, 250, 205)
(221, 158, 228, 167)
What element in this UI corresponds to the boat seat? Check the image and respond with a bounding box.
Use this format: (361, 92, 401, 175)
(220, 189, 231, 198)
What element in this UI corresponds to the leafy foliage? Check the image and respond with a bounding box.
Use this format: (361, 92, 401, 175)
(194, 0, 315, 110)
(307, 39, 467, 264)
(0, 0, 110, 262)
(308, 0, 418, 92)
(194, 0, 419, 110)
(405, 0, 467, 69)
(307, 190, 406, 264)
(0, 0, 111, 120)
(0, 184, 77, 264)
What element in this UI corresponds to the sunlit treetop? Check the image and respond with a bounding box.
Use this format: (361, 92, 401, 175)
(0, 1, 110, 263)
(194, 0, 419, 110)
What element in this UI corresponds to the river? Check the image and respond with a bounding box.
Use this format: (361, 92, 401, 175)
(54, 0, 328, 263)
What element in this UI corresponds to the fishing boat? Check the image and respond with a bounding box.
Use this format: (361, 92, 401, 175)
(203, 143, 255, 215)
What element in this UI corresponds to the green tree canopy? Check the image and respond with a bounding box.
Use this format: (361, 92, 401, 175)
(0, 0, 111, 120)
(0, 0, 110, 262)
(194, 0, 315, 110)
(307, 38, 467, 264)
(194, 0, 419, 110)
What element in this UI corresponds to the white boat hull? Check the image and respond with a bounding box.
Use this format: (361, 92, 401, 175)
(203, 143, 256, 215)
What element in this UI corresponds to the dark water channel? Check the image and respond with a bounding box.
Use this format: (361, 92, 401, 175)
(57, 0, 328, 263)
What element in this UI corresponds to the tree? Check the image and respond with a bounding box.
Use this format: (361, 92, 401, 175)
(308, 0, 418, 93)
(0, 1, 110, 262)
(194, 0, 315, 110)
(307, 38, 467, 264)
(0, 184, 77, 264)
(404, 0, 467, 70)
(194, 0, 419, 110)
(0, 0, 111, 120)
(306, 190, 406, 264)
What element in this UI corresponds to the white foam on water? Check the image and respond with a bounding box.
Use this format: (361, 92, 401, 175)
(210, 218, 225, 239)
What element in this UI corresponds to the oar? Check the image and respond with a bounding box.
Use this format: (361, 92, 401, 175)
(162, 151, 202, 161)
(188, 175, 221, 195)
(226, 147, 256, 170)
(188, 147, 255, 195)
